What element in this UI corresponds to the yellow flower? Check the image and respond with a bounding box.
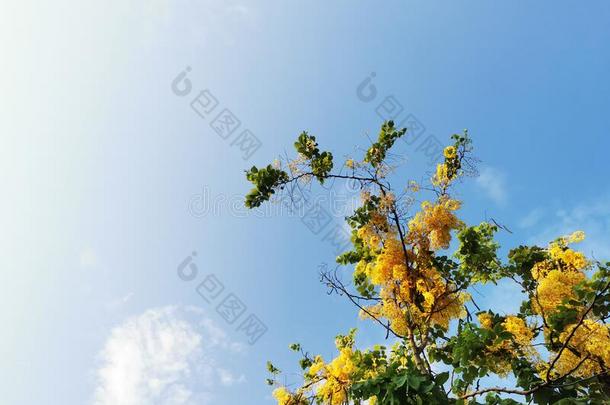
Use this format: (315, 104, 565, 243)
(444, 145, 457, 159)
(316, 348, 355, 405)
(547, 320, 610, 378)
(432, 163, 450, 187)
(346, 159, 355, 169)
(478, 313, 493, 329)
(408, 197, 463, 250)
(531, 260, 553, 280)
(308, 356, 326, 376)
(478, 314, 538, 377)
(444, 198, 461, 211)
(548, 243, 588, 270)
(535, 269, 585, 314)
(548, 244, 564, 261)
(561, 249, 588, 270)
(272, 387, 292, 405)
(422, 291, 435, 307)
(568, 230, 585, 243)
(369, 235, 381, 248)
(502, 316, 533, 346)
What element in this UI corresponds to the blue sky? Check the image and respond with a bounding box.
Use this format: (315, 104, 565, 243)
(2, 1, 610, 404)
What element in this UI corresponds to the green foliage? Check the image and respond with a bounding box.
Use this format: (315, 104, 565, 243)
(547, 303, 579, 334)
(337, 196, 383, 294)
(505, 245, 547, 291)
(438, 130, 471, 180)
(482, 393, 522, 404)
(244, 165, 289, 208)
(267, 361, 281, 375)
(588, 263, 610, 319)
(336, 230, 374, 264)
(432, 255, 463, 283)
(364, 121, 406, 167)
(455, 222, 501, 283)
(294, 131, 320, 158)
(335, 328, 357, 349)
(428, 316, 539, 400)
(337, 230, 377, 297)
(346, 195, 382, 230)
(350, 354, 448, 405)
(337, 196, 385, 298)
(353, 267, 377, 298)
(294, 131, 334, 182)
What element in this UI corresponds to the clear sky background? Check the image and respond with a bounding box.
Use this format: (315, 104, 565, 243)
(2, 1, 610, 404)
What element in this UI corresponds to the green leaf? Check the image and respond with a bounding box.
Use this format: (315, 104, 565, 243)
(435, 372, 450, 386)
(407, 375, 422, 390)
(392, 373, 409, 388)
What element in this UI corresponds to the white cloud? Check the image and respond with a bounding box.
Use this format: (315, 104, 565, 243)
(518, 208, 543, 229)
(217, 368, 246, 387)
(140, 0, 258, 46)
(476, 167, 508, 206)
(93, 306, 244, 405)
(104, 292, 135, 312)
(522, 195, 610, 261)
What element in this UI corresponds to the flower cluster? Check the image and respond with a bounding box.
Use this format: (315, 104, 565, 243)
(477, 313, 537, 376)
(532, 232, 589, 315)
(408, 197, 463, 250)
(551, 320, 610, 378)
(527, 232, 610, 381)
(255, 124, 610, 404)
(308, 347, 356, 405)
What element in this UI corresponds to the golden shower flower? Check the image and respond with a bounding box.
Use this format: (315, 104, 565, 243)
(444, 145, 457, 159)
